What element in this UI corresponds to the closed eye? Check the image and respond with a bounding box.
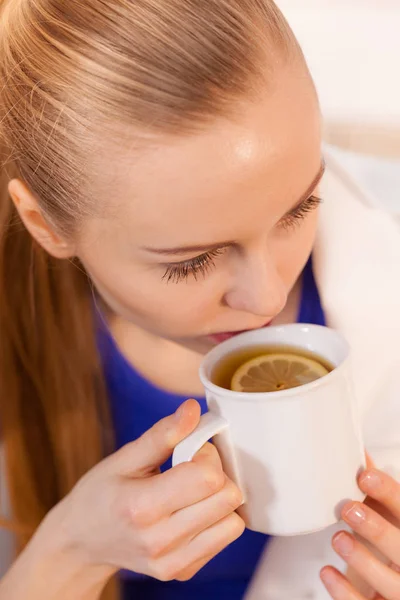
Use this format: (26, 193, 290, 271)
(162, 247, 225, 284)
(278, 195, 323, 231)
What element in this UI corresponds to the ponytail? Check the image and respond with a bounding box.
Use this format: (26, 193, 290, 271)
(0, 158, 118, 599)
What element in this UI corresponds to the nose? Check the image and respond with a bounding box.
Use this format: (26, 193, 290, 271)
(223, 250, 287, 318)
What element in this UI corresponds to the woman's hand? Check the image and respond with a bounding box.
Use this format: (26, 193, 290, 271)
(39, 400, 244, 589)
(321, 468, 400, 599)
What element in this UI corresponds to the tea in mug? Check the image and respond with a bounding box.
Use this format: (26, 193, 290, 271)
(212, 344, 334, 393)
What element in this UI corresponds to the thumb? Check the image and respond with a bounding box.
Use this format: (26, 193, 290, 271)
(115, 399, 201, 477)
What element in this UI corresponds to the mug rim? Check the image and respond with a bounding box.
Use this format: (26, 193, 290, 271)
(199, 323, 351, 402)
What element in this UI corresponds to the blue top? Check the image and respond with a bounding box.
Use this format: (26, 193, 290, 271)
(99, 256, 326, 600)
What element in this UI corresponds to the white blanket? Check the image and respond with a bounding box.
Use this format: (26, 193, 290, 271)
(245, 148, 400, 599)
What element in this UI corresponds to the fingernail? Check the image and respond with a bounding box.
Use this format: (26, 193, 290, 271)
(359, 469, 382, 490)
(343, 503, 366, 525)
(333, 532, 354, 556)
(320, 568, 337, 589)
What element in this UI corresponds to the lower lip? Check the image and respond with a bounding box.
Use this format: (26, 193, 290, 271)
(208, 323, 271, 345)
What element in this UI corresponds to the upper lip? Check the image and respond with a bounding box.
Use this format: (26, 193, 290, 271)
(209, 320, 272, 337)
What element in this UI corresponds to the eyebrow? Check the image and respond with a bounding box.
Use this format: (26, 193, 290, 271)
(143, 159, 326, 257)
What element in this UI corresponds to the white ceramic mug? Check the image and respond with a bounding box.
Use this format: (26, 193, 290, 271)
(172, 324, 366, 536)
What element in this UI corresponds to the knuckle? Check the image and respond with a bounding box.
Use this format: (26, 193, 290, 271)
(130, 505, 153, 528)
(367, 514, 387, 543)
(201, 464, 225, 494)
(110, 491, 132, 524)
(127, 496, 155, 528)
(201, 442, 220, 459)
(223, 480, 243, 510)
(228, 513, 246, 538)
(193, 442, 221, 465)
(109, 483, 153, 528)
(176, 566, 201, 582)
(192, 443, 225, 494)
(151, 561, 180, 582)
(142, 535, 168, 560)
(176, 572, 192, 582)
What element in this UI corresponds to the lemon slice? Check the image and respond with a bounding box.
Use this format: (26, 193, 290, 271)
(231, 353, 329, 393)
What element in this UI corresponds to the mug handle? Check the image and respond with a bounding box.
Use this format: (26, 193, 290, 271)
(172, 413, 244, 500)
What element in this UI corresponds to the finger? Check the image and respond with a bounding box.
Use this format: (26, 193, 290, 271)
(341, 500, 400, 567)
(182, 512, 245, 567)
(129, 443, 226, 523)
(175, 552, 216, 581)
(144, 475, 242, 553)
(153, 513, 245, 582)
(373, 565, 400, 600)
(390, 562, 400, 573)
(170, 474, 243, 539)
(332, 531, 400, 600)
(161, 441, 225, 512)
(365, 452, 375, 470)
(113, 400, 201, 476)
(359, 469, 400, 521)
(320, 566, 367, 599)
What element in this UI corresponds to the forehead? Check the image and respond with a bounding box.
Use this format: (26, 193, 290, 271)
(90, 68, 321, 245)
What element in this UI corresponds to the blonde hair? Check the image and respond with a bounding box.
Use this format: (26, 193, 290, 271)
(0, 1, 299, 597)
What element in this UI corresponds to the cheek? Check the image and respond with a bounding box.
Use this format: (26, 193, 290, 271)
(83, 253, 225, 336)
(273, 214, 319, 286)
(145, 281, 221, 328)
(77, 223, 227, 338)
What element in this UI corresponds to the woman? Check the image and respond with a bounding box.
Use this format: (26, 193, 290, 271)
(0, 1, 399, 599)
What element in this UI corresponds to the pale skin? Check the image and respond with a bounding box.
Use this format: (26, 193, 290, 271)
(5, 62, 400, 599)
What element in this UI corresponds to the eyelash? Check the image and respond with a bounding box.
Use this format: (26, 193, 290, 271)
(162, 248, 225, 284)
(278, 195, 323, 231)
(162, 195, 323, 284)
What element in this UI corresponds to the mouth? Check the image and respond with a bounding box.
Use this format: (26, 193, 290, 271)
(207, 320, 272, 344)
